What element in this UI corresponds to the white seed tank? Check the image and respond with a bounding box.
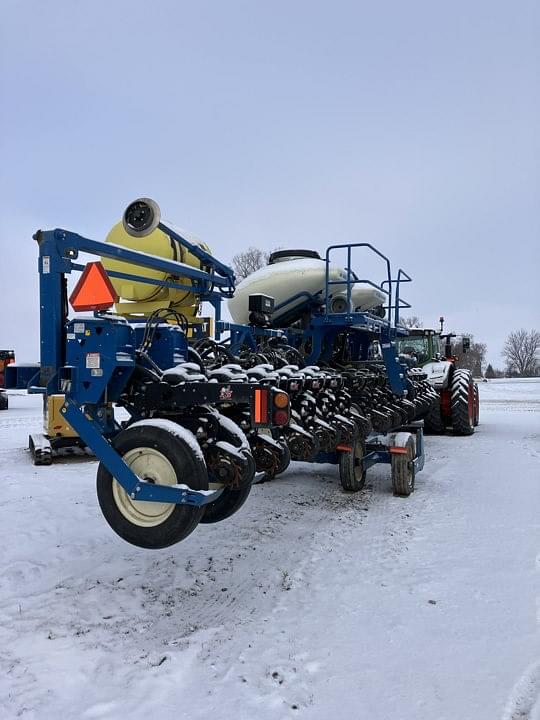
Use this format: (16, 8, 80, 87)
(228, 252, 387, 325)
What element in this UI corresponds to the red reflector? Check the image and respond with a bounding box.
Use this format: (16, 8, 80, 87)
(272, 410, 289, 427)
(69, 262, 117, 312)
(389, 447, 408, 454)
(254, 388, 269, 424)
(336, 444, 352, 452)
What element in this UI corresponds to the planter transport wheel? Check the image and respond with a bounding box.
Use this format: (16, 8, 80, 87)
(96, 420, 208, 549)
(339, 432, 366, 492)
(391, 435, 416, 497)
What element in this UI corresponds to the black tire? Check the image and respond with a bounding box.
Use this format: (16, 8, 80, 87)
(339, 432, 366, 492)
(473, 384, 480, 427)
(200, 450, 255, 524)
(0, 392, 8, 411)
(200, 415, 255, 525)
(451, 369, 475, 436)
(424, 397, 445, 433)
(391, 435, 415, 497)
(96, 421, 208, 549)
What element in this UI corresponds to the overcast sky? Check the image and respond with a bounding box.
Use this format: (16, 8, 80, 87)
(1, 0, 539, 366)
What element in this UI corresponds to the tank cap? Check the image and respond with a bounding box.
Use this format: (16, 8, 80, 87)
(122, 198, 161, 237)
(268, 249, 321, 264)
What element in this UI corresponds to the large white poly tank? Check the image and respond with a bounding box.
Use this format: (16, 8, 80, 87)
(228, 252, 387, 325)
(228, 257, 347, 325)
(329, 286, 387, 313)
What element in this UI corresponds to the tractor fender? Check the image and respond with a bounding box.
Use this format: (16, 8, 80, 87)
(422, 360, 453, 390)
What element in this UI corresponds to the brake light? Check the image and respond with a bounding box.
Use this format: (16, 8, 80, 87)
(273, 410, 289, 427)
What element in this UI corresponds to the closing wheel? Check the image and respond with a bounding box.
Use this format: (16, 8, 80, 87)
(96, 421, 207, 549)
(274, 442, 291, 477)
(451, 368, 475, 436)
(261, 439, 291, 481)
(391, 435, 415, 497)
(199, 414, 255, 525)
(339, 432, 366, 492)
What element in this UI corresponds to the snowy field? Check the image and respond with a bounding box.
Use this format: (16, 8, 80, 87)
(1, 379, 539, 720)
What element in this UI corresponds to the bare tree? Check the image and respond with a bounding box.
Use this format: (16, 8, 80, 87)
(502, 329, 540, 376)
(401, 315, 423, 328)
(232, 247, 269, 281)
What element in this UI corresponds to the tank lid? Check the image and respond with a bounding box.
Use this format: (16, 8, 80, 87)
(268, 249, 321, 265)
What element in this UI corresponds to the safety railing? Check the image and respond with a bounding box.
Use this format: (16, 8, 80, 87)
(323, 243, 412, 331)
(381, 268, 412, 328)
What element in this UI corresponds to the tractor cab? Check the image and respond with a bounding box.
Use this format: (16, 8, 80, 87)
(396, 329, 440, 366)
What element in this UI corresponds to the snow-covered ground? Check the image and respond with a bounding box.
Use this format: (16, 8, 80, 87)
(1, 379, 539, 720)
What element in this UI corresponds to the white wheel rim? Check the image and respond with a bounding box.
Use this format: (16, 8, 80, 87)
(112, 447, 177, 527)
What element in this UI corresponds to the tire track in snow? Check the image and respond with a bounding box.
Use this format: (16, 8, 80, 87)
(0, 414, 42, 430)
(502, 661, 540, 720)
(501, 548, 540, 720)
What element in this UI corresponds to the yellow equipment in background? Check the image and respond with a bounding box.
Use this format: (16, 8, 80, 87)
(44, 395, 78, 438)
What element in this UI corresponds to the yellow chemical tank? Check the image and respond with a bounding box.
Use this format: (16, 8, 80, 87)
(101, 199, 212, 320)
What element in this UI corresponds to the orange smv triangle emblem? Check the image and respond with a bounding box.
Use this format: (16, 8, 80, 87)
(69, 262, 118, 312)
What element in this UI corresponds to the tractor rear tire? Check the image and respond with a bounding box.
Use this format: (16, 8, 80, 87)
(391, 435, 416, 497)
(424, 397, 445, 433)
(0, 392, 8, 411)
(473, 383, 480, 427)
(339, 432, 366, 492)
(96, 421, 207, 549)
(451, 369, 475, 436)
(200, 414, 255, 525)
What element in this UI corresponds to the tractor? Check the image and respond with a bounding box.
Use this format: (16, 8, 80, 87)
(395, 318, 479, 435)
